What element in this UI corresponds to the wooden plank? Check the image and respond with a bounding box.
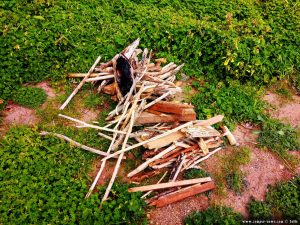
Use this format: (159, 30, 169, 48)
(149, 181, 215, 207)
(148, 101, 194, 115)
(128, 177, 212, 192)
(144, 131, 185, 149)
(102, 115, 224, 161)
(135, 111, 196, 125)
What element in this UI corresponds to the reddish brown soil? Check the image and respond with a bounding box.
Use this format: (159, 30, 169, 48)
(263, 92, 300, 128)
(148, 195, 209, 225)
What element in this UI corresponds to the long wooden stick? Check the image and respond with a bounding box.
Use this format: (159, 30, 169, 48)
(86, 75, 114, 82)
(85, 102, 131, 198)
(101, 111, 135, 204)
(141, 171, 168, 199)
(188, 147, 222, 169)
(128, 177, 212, 192)
(171, 155, 187, 182)
(60, 56, 101, 110)
(103, 115, 224, 161)
(68, 72, 111, 78)
(40, 131, 114, 157)
(58, 114, 127, 134)
(127, 144, 177, 177)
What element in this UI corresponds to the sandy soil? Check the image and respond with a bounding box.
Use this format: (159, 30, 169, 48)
(263, 92, 300, 128)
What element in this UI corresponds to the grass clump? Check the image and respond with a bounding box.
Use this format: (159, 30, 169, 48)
(184, 168, 210, 180)
(248, 199, 272, 219)
(191, 82, 265, 129)
(12, 86, 47, 108)
(0, 127, 146, 224)
(221, 147, 251, 193)
(184, 206, 242, 225)
(258, 119, 299, 167)
(84, 92, 104, 109)
(266, 177, 300, 219)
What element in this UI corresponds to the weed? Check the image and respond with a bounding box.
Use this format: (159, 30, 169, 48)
(12, 87, 47, 108)
(84, 92, 104, 109)
(266, 176, 300, 219)
(191, 82, 265, 129)
(184, 168, 210, 180)
(275, 88, 292, 99)
(1, 0, 299, 101)
(258, 118, 299, 168)
(184, 206, 243, 225)
(248, 199, 272, 219)
(0, 126, 146, 224)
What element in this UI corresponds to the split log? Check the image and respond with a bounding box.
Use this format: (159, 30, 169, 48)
(102, 115, 224, 161)
(221, 125, 238, 145)
(127, 144, 177, 177)
(148, 101, 194, 115)
(144, 131, 185, 149)
(131, 170, 162, 182)
(128, 177, 212, 192)
(149, 181, 215, 207)
(135, 111, 196, 125)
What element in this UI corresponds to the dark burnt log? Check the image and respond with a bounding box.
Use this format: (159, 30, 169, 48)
(116, 54, 134, 97)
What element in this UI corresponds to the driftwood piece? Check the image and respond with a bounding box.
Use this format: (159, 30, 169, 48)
(103, 115, 224, 161)
(141, 171, 168, 199)
(127, 144, 177, 177)
(149, 181, 215, 207)
(187, 147, 222, 169)
(40, 131, 113, 157)
(68, 72, 112, 78)
(60, 56, 101, 110)
(86, 75, 114, 82)
(222, 125, 238, 145)
(144, 131, 185, 150)
(58, 114, 127, 134)
(128, 177, 212, 192)
(131, 170, 162, 182)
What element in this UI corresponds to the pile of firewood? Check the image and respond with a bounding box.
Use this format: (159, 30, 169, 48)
(51, 39, 237, 207)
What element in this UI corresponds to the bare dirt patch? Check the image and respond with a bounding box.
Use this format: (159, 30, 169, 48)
(263, 92, 300, 128)
(148, 195, 209, 225)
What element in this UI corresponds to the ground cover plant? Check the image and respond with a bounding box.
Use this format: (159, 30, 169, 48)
(0, 127, 147, 224)
(249, 176, 300, 220)
(12, 86, 47, 108)
(258, 118, 300, 167)
(1, 0, 299, 103)
(184, 206, 243, 225)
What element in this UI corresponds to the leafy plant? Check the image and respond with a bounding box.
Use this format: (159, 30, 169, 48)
(0, 127, 146, 224)
(184, 168, 210, 179)
(266, 176, 300, 219)
(191, 82, 265, 129)
(12, 86, 47, 108)
(258, 118, 299, 166)
(184, 206, 243, 225)
(84, 92, 104, 109)
(221, 147, 251, 193)
(1, 0, 299, 102)
(248, 199, 272, 219)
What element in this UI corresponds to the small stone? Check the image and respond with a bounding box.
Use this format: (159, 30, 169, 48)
(279, 165, 284, 169)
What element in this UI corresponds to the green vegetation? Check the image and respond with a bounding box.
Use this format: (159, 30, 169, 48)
(266, 176, 300, 219)
(184, 206, 243, 225)
(1, 0, 299, 102)
(248, 177, 300, 220)
(84, 91, 104, 109)
(191, 81, 265, 129)
(12, 86, 47, 108)
(0, 127, 146, 224)
(184, 168, 210, 180)
(258, 119, 300, 167)
(223, 147, 250, 193)
(248, 199, 272, 219)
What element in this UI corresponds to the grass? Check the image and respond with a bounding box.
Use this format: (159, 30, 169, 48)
(258, 118, 300, 169)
